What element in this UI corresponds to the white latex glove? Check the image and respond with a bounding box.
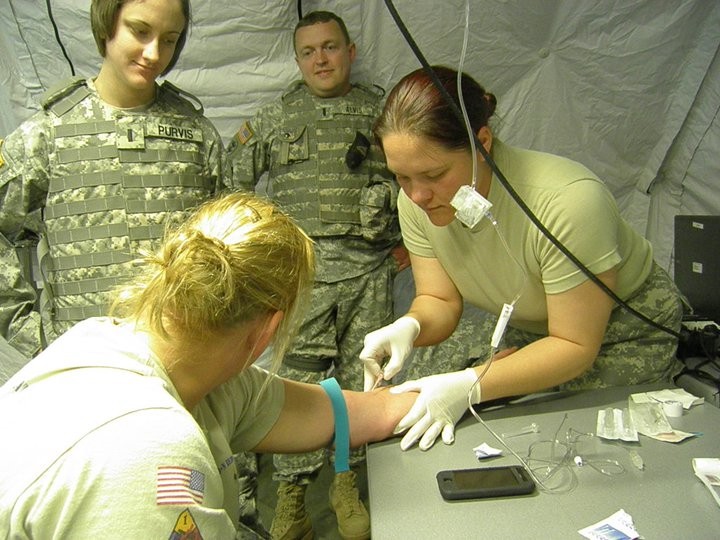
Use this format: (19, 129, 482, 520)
(390, 368, 481, 451)
(359, 316, 420, 391)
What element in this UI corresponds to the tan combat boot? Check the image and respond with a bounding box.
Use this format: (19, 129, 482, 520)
(328, 470, 370, 540)
(270, 481, 313, 540)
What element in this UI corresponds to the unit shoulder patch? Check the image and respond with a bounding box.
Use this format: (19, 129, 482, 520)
(168, 508, 203, 540)
(0, 139, 5, 169)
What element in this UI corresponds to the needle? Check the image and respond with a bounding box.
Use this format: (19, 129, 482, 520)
(370, 372, 384, 391)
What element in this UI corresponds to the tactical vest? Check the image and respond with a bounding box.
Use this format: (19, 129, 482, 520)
(268, 85, 387, 238)
(38, 78, 218, 343)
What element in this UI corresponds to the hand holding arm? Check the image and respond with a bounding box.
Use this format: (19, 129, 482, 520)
(390, 368, 481, 451)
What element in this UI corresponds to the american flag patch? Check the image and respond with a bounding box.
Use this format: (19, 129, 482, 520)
(235, 121, 254, 145)
(157, 466, 205, 506)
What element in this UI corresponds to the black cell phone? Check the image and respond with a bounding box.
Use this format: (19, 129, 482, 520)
(436, 465, 535, 500)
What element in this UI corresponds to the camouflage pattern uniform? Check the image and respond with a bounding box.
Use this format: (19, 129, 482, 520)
(227, 81, 400, 483)
(0, 77, 226, 359)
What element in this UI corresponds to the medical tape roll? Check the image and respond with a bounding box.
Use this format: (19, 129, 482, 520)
(663, 400, 683, 418)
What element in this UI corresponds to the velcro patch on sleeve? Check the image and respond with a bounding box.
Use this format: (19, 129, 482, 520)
(157, 466, 205, 506)
(235, 121, 254, 145)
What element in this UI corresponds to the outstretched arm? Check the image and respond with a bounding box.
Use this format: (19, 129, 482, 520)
(393, 268, 617, 451)
(252, 380, 417, 453)
(477, 268, 616, 401)
(404, 252, 464, 346)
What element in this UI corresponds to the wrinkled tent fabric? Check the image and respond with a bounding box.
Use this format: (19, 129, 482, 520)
(1, 0, 718, 272)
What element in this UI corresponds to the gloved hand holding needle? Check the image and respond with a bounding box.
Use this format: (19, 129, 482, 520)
(359, 311, 489, 452)
(359, 316, 420, 391)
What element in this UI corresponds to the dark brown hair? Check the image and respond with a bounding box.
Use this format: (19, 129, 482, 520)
(90, 0, 191, 76)
(374, 65, 497, 151)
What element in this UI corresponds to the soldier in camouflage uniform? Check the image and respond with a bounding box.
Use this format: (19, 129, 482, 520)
(0, 0, 227, 362)
(227, 11, 406, 540)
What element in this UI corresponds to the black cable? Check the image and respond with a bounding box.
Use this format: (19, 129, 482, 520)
(46, 0, 75, 76)
(297, 0, 303, 21)
(382, 0, 682, 340)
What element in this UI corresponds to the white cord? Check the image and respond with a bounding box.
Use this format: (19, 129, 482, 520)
(457, 0, 478, 190)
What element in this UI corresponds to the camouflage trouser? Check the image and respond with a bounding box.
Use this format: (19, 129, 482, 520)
(233, 451, 269, 537)
(272, 257, 395, 484)
(558, 262, 683, 390)
(405, 262, 683, 390)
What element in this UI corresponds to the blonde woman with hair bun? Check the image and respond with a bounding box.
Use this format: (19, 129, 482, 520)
(0, 192, 416, 539)
(112, 191, 316, 387)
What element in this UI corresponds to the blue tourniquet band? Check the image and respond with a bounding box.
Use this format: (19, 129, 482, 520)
(319, 377, 350, 473)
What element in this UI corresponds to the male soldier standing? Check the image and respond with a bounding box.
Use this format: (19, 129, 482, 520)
(0, 0, 225, 364)
(227, 10, 407, 540)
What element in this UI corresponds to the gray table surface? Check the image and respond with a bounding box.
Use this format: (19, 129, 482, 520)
(367, 384, 720, 539)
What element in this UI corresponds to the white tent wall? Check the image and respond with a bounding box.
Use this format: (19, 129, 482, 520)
(1, 0, 719, 275)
